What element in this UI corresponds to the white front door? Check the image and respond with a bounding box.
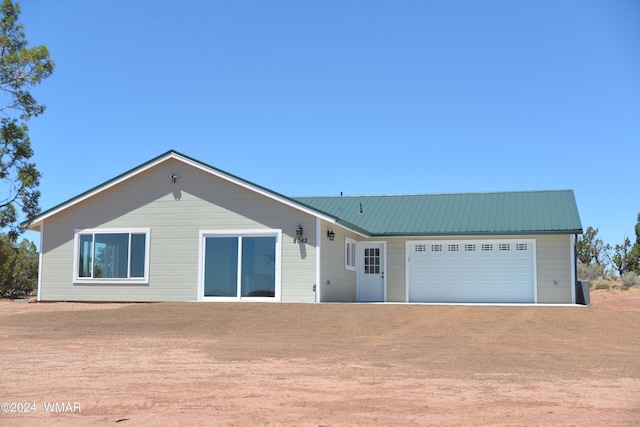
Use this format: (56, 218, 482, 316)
(358, 243, 385, 302)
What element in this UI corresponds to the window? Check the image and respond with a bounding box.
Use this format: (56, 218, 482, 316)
(345, 238, 356, 271)
(74, 228, 150, 283)
(464, 244, 476, 251)
(481, 243, 493, 251)
(431, 244, 442, 252)
(415, 244, 426, 252)
(448, 244, 459, 252)
(499, 243, 510, 251)
(516, 243, 528, 251)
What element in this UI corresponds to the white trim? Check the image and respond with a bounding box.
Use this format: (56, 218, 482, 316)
(198, 229, 282, 302)
(356, 241, 387, 302)
(315, 218, 321, 303)
(36, 222, 44, 302)
(28, 152, 341, 231)
(72, 227, 151, 285)
(532, 239, 538, 303)
(405, 242, 410, 303)
(345, 237, 357, 271)
(570, 234, 576, 304)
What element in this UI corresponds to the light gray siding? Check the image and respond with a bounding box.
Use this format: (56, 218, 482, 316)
(39, 158, 317, 302)
(535, 234, 574, 303)
(385, 239, 406, 302)
(318, 220, 357, 302)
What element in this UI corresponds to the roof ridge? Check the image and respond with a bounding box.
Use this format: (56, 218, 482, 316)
(295, 189, 575, 199)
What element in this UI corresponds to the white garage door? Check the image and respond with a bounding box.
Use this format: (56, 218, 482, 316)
(407, 239, 535, 303)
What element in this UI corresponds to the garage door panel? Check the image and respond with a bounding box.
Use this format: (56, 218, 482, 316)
(498, 274, 512, 284)
(414, 259, 428, 269)
(431, 275, 445, 284)
(447, 259, 461, 268)
(498, 259, 513, 268)
(408, 239, 534, 303)
(447, 275, 461, 284)
(463, 275, 477, 284)
(430, 260, 445, 268)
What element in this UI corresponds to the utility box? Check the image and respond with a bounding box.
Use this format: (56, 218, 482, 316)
(576, 281, 590, 305)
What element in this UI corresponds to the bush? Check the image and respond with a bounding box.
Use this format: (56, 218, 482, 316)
(620, 272, 640, 287)
(592, 279, 610, 290)
(578, 262, 604, 282)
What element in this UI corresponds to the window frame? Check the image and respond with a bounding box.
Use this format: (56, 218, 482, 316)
(199, 229, 282, 301)
(73, 227, 151, 285)
(345, 237, 357, 271)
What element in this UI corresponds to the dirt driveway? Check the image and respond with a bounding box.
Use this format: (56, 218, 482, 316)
(1, 289, 639, 426)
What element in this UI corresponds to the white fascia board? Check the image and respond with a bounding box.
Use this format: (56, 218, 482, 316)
(27, 153, 176, 230)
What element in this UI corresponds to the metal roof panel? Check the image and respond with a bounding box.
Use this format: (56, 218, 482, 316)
(294, 190, 583, 236)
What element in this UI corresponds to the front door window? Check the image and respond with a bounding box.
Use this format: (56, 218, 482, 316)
(364, 247, 380, 274)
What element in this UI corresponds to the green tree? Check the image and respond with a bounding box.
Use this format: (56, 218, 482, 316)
(607, 213, 640, 276)
(627, 213, 640, 273)
(576, 226, 610, 267)
(0, 0, 54, 240)
(611, 237, 632, 277)
(0, 233, 37, 298)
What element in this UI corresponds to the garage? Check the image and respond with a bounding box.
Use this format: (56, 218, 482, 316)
(407, 239, 536, 303)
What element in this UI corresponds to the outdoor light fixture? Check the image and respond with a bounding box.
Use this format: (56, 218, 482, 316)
(170, 173, 178, 183)
(327, 229, 335, 241)
(296, 225, 303, 238)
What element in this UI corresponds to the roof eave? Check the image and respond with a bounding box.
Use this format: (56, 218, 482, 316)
(368, 229, 584, 237)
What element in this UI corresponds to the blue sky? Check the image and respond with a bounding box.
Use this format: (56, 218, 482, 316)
(18, 0, 640, 249)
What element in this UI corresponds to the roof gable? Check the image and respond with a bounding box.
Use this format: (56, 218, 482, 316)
(27, 150, 339, 230)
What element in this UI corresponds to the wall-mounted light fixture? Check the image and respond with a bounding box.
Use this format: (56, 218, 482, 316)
(170, 173, 179, 183)
(296, 225, 303, 238)
(327, 229, 335, 241)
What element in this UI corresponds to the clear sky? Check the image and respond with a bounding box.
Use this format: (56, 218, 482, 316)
(18, 0, 640, 250)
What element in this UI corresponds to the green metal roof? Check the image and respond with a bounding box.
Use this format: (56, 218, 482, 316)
(294, 190, 583, 236)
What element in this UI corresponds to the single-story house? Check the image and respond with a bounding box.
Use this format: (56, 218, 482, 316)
(27, 150, 583, 304)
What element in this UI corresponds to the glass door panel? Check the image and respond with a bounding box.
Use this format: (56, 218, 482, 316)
(204, 237, 238, 297)
(241, 236, 276, 297)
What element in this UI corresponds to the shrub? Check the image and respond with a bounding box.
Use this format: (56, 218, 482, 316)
(620, 272, 640, 287)
(578, 263, 604, 282)
(592, 279, 610, 291)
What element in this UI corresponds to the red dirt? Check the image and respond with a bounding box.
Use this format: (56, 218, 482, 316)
(0, 289, 639, 426)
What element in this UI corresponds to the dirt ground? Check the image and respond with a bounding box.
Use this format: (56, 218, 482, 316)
(1, 289, 639, 426)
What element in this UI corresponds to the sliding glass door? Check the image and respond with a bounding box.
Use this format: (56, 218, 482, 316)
(202, 232, 279, 299)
